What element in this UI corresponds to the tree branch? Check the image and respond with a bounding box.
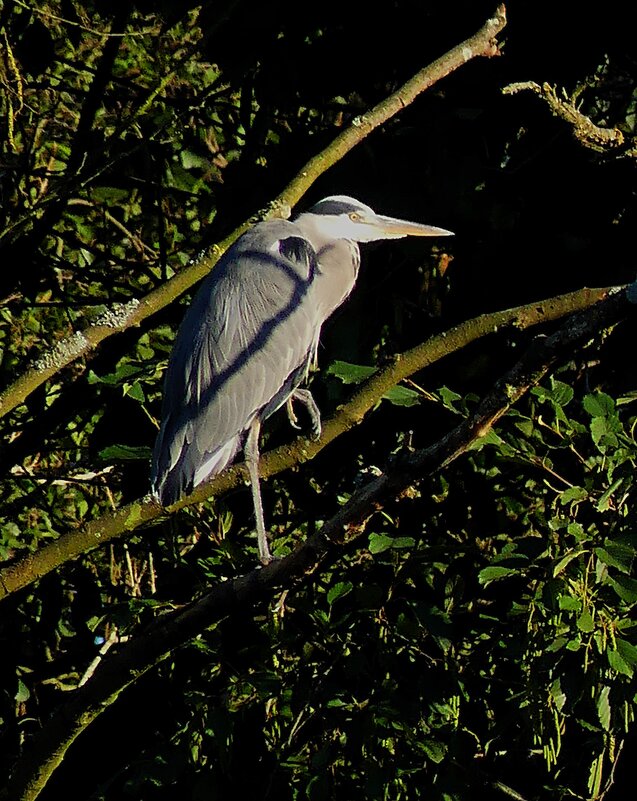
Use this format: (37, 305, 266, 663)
(0, 5, 507, 421)
(4, 281, 632, 801)
(502, 80, 630, 154)
(0, 284, 612, 601)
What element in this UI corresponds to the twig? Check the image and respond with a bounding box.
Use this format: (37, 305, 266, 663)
(502, 81, 628, 153)
(77, 629, 120, 687)
(0, 285, 615, 601)
(0, 5, 507, 421)
(12, 0, 158, 37)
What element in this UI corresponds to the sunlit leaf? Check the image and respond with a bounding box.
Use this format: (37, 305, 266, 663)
(368, 533, 394, 554)
(383, 385, 421, 407)
(422, 739, 447, 764)
(553, 549, 585, 576)
(576, 609, 595, 632)
(326, 361, 375, 384)
(327, 581, 353, 605)
(558, 594, 581, 612)
(607, 648, 633, 678)
(123, 381, 146, 402)
(550, 677, 566, 711)
(583, 392, 615, 417)
(559, 486, 588, 505)
(615, 637, 637, 668)
(478, 566, 518, 585)
(596, 686, 611, 731)
(595, 543, 635, 574)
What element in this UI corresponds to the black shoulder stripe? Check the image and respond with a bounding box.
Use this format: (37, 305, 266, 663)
(278, 236, 318, 280)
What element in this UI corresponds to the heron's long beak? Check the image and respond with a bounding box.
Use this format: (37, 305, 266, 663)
(371, 214, 454, 238)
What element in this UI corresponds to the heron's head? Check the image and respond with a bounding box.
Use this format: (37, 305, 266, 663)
(300, 195, 454, 243)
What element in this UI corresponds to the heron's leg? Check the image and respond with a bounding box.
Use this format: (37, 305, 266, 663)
(287, 388, 322, 440)
(244, 418, 272, 565)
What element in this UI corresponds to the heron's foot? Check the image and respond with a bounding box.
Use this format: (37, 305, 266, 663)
(289, 388, 322, 440)
(259, 549, 282, 566)
(286, 397, 300, 430)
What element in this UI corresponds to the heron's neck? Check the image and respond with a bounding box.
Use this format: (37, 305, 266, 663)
(294, 213, 361, 319)
(313, 238, 360, 320)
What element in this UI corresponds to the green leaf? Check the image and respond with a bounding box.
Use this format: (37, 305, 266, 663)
(567, 522, 587, 541)
(610, 574, 637, 603)
(558, 595, 582, 612)
(553, 549, 585, 576)
(595, 543, 634, 574)
(550, 379, 574, 407)
(514, 418, 534, 437)
(327, 581, 353, 605)
(90, 186, 131, 203)
(15, 679, 30, 704)
(615, 637, 637, 668)
(123, 381, 146, 402)
(576, 609, 595, 632)
(588, 754, 604, 797)
(325, 698, 348, 708)
(550, 677, 566, 711)
(98, 444, 153, 461)
(390, 536, 416, 549)
(607, 648, 633, 678)
(165, 162, 201, 192)
(478, 566, 517, 586)
(88, 364, 142, 386)
(596, 686, 611, 731)
(583, 392, 615, 417)
(326, 361, 376, 385)
(368, 533, 394, 554)
(590, 416, 618, 449)
(596, 478, 624, 512)
(546, 636, 568, 653)
(468, 428, 504, 451)
(532, 379, 573, 408)
(383, 385, 421, 407)
(559, 486, 588, 505)
(180, 149, 210, 170)
(422, 738, 447, 764)
(438, 386, 462, 412)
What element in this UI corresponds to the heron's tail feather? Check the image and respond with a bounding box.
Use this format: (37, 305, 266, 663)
(193, 438, 240, 487)
(151, 433, 241, 506)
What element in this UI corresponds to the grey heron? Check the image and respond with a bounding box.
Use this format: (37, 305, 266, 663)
(151, 195, 453, 563)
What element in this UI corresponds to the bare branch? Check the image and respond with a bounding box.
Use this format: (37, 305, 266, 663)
(0, 284, 613, 601)
(0, 5, 507, 421)
(4, 279, 632, 801)
(502, 80, 629, 154)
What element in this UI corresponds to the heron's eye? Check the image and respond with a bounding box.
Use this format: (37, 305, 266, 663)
(348, 212, 361, 222)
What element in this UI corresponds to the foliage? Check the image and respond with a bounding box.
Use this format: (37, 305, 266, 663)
(1, 2, 637, 801)
(60, 375, 636, 801)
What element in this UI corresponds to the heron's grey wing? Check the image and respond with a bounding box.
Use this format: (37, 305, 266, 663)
(151, 221, 320, 504)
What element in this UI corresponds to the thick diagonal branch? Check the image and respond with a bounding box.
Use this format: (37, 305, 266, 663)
(0, 285, 613, 601)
